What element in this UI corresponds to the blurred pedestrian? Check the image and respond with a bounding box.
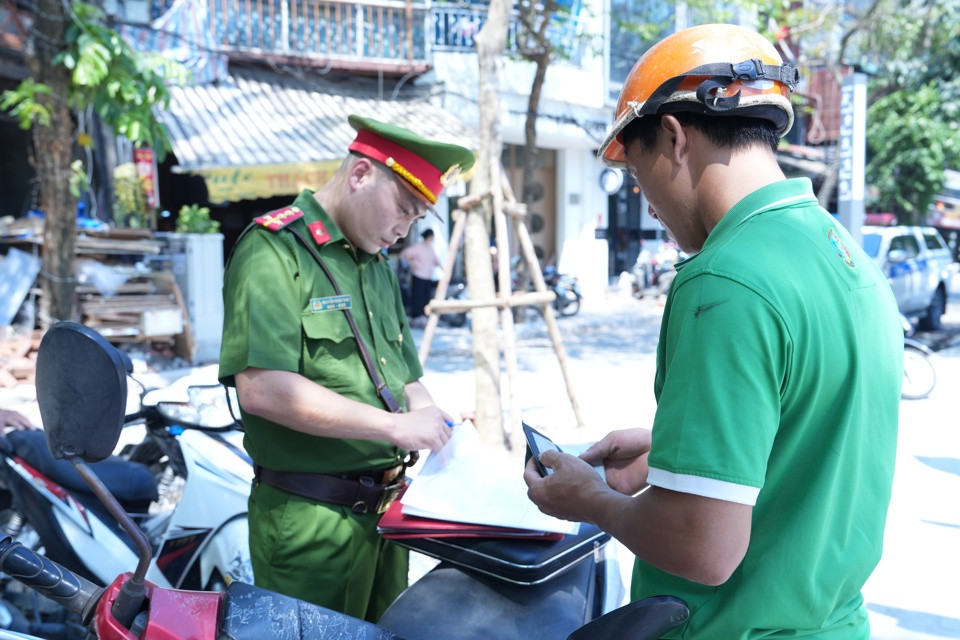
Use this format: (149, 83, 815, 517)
(400, 228, 442, 327)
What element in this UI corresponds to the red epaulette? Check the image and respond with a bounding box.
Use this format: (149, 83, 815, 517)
(254, 206, 304, 232)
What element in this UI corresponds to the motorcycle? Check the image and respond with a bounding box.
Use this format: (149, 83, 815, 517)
(543, 266, 583, 317)
(0, 363, 253, 638)
(0, 321, 688, 640)
(438, 280, 469, 328)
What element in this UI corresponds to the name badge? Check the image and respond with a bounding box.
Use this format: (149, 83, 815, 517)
(310, 295, 352, 312)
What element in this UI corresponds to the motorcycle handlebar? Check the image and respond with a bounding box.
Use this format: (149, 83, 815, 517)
(0, 536, 103, 625)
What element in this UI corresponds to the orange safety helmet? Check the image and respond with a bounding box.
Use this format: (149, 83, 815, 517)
(599, 23, 800, 167)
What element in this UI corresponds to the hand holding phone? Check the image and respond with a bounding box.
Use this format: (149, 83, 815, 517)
(523, 422, 563, 477)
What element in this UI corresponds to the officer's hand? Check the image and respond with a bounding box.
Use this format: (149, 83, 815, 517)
(391, 406, 454, 453)
(580, 428, 651, 496)
(523, 450, 607, 523)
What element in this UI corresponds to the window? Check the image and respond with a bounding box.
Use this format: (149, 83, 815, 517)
(923, 232, 947, 251)
(889, 234, 920, 258)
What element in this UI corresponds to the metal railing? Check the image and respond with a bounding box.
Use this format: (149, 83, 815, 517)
(147, 0, 583, 69)
(430, 2, 521, 52)
(200, 0, 429, 66)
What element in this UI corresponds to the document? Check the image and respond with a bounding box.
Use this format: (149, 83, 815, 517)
(400, 423, 580, 536)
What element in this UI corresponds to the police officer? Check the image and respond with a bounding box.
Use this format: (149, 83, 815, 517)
(219, 115, 475, 621)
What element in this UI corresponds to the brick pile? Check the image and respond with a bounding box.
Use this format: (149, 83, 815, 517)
(0, 329, 41, 388)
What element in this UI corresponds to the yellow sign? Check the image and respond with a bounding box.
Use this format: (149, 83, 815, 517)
(183, 161, 342, 202)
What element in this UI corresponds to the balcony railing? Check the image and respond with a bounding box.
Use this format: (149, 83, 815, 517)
(430, 2, 521, 52)
(430, 1, 583, 65)
(147, 0, 583, 72)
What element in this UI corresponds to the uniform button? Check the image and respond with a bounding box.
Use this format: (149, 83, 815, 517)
(380, 357, 387, 366)
(398, 334, 403, 343)
(368, 311, 373, 319)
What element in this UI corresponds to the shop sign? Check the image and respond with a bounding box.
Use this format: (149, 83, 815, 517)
(187, 161, 341, 203)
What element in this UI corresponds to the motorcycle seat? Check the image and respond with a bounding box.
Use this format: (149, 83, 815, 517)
(6, 429, 158, 507)
(220, 581, 404, 640)
(379, 554, 597, 640)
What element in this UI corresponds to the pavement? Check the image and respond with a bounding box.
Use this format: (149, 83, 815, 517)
(1, 278, 959, 638)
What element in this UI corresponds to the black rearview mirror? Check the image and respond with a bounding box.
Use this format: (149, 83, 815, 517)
(35, 322, 129, 462)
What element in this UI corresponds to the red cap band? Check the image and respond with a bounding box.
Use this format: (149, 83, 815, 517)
(349, 130, 442, 204)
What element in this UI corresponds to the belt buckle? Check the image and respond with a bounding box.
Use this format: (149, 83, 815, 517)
(377, 481, 402, 515)
(382, 465, 403, 485)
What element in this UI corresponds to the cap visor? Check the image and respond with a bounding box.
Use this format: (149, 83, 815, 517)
(395, 175, 442, 221)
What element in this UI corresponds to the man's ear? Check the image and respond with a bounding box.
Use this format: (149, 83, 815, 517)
(347, 157, 376, 191)
(660, 115, 687, 166)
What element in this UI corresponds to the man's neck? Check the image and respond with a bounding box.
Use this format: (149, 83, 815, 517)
(697, 145, 787, 234)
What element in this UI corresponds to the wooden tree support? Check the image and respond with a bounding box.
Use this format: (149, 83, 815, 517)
(419, 169, 585, 437)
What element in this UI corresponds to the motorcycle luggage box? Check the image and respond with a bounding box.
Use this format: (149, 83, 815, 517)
(394, 524, 609, 585)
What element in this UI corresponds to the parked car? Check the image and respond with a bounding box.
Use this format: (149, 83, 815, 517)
(861, 225, 958, 330)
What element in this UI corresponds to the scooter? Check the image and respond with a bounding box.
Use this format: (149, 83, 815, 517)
(0, 322, 688, 640)
(438, 280, 469, 328)
(0, 363, 253, 637)
(543, 266, 583, 317)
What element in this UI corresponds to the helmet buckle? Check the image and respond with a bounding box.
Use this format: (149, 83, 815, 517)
(732, 59, 763, 81)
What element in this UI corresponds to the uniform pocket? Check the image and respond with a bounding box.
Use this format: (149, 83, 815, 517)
(301, 311, 359, 390)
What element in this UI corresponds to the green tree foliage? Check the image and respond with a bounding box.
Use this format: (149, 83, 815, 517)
(1, 0, 178, 325)
(860, 0, 960, 219)
(1, 1, 174, 156)
(866, 85, 960, 222)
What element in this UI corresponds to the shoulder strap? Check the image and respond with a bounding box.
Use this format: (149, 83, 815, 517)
(284, 224, 403, 415)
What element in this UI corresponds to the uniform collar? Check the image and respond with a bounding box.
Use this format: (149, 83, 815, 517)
(703, 178, 817, 250)
(291, 188, 345, 246)
(291, 189, 384, 263)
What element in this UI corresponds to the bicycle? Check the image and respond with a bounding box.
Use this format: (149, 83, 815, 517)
(902, 337, 936, 400)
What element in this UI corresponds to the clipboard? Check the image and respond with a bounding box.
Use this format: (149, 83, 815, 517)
(378, 499, 563, 540)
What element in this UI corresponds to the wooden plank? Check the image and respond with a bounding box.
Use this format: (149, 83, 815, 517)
(81, 294, 176, 309)
(76, 282, 157, 295)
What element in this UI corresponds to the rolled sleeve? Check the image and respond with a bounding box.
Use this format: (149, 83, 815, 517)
(219, 230, 304, 385)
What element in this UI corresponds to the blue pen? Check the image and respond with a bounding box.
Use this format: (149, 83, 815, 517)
(445, 420, 457, 428)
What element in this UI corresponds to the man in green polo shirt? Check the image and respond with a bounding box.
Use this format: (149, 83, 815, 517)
(524, 24, 902, 638)
(219, 115, 475, 622)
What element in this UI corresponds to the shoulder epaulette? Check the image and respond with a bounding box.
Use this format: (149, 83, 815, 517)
(254, 206, 304, 232)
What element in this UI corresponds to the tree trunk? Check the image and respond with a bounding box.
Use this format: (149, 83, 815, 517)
(521, 50, 550, 249)
(514, 0, 554, 310)
(468, 0, 511, 445)
(27, 0, 78, 327)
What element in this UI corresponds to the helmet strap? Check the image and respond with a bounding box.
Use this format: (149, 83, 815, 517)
(641, 59, 799, 118)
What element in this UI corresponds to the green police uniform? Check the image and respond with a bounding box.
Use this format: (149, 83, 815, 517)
(218, 116, 475, 622)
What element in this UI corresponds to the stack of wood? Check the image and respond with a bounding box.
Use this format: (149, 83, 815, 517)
(2, 223, 193, 358)
(0, 329, 42, 388)
(79, 269, 190, 347)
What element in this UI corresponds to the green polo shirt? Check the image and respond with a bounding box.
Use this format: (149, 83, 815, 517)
(219, 189, 423, 474)
(634, 179, 902, 638)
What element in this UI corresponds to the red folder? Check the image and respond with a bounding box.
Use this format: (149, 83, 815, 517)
(378, 499, 563, 541)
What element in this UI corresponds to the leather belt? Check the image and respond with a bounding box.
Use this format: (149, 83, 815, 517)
(254, 465, 405, 515)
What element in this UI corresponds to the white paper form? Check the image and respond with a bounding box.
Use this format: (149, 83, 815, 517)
(400, 423, 580, 535)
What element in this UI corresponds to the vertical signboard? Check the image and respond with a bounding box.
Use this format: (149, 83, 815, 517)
(133, 147, 159, 209)
(837, 73, 867, 244)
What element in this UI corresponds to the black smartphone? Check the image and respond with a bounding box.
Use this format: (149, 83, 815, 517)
(523, 422, 563, 477)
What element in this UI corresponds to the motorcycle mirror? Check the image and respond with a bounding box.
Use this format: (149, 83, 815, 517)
(35, 322, 128, 462)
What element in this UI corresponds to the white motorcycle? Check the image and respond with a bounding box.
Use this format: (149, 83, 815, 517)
(0, 365, 253, 638)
